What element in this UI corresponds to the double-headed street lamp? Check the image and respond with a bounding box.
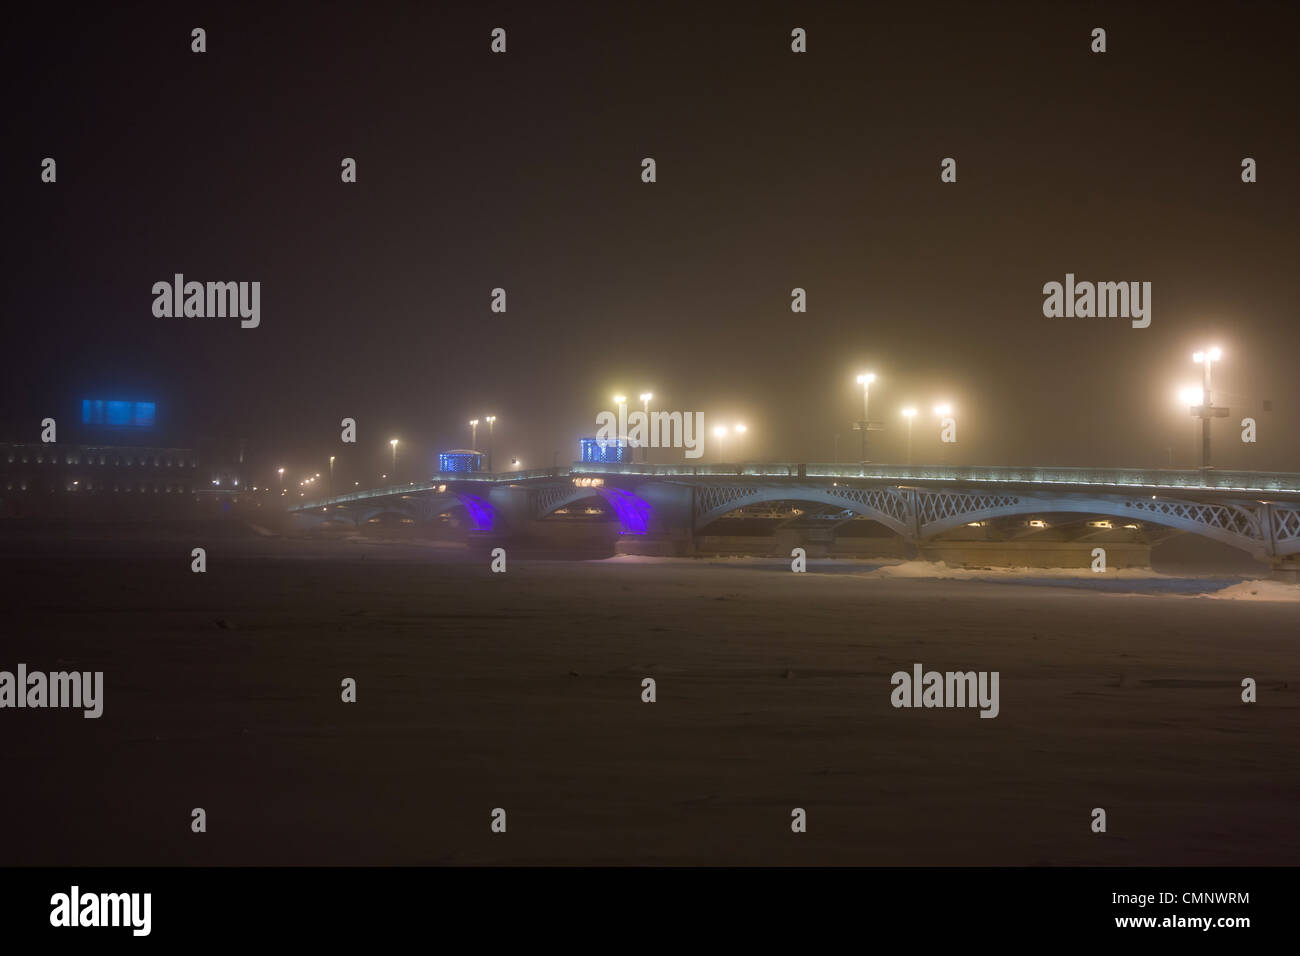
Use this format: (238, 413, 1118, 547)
(712, 423, 748, 462)
(856, 372, 877, 461)
(1189, 347, 1227, 469)
(900, 407, 916, 465)
(389, 439, 399, 479)
(713, 425, 728, 461)
(612, 395, 627, 451)
(932, 403, 954, 462)
(639, 392, 653, 462)
(485, 415, 496, 472)
(469, 419, 479, 451)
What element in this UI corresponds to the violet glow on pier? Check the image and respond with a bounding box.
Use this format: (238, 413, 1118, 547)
(455, 494, 493, 532)
(599, 487, 652, 535)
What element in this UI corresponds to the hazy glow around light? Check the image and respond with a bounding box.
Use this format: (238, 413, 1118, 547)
(1179, 386, 1205, 407)
(857, 373, 876, 384)
(734, 424, 747, 434)
(713, 426, 727, 437)
(901, 407, 917, 418)
(934, 403, 952, 416)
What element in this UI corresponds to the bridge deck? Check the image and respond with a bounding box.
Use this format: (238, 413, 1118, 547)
(291, 463, 1300, 512)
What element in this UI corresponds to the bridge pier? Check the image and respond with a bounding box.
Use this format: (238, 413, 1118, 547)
(1269, 559, 1300, 583)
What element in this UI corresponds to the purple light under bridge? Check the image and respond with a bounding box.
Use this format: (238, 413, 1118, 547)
(598, 487, 653, 535)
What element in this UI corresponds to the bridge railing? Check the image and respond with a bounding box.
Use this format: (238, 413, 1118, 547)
(294, 468, 566, 510)
(291, 462, 1300, 512)
(570, 462, 1300, 494)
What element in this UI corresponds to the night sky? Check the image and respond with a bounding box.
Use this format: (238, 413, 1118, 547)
(5, 0, 1298, 482)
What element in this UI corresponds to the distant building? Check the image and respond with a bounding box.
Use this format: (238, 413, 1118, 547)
(0, 396, 246, 517)
(438, 450, 484, 473)
(0, 441, 199, 512)
(580, 437, 631, 464)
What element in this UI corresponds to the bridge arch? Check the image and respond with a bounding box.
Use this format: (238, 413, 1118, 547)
(533, 484, 652, 534)
(915, 489, 1273, 557)
(692, 483, 912, 536)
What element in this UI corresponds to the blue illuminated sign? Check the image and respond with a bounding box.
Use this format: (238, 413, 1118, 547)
(82, 400, 157, 428)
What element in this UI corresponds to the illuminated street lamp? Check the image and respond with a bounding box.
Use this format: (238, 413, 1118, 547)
(901, 407, 917, 465)
(277, 466, 284, 491)
(613, 396, 627, 450)
(855, 373, 877, 461)
(733, 423, 747, 461)
(1178, 386, 1205, 466)
(485, 415, 496, 472)
(389, 439, 399, 479)
(639, 392, 653, 462)
(713, 425, 728, 462)
(1190, 347, 1227, 469)
(328, 455, 335, 495)
(933, 403, 954, 463)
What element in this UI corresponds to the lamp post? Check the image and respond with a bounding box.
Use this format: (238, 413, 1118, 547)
(1179, 386, 1205, 466)
(469, 419, 479, 452)
(1191, 347, 1226, 470)
(856, 373, 876, 461)
(640, 392, 653, 463)
(733, 423, 747, 462)
(328, 456, 335, 496)
(901, 407, 916, 466)
(389, 439, 398, 481)
(613, 396, 627, 459)
(485, 416, 496, 472)
(933, 403, 953, 465)
(276, 466, 284, 492)
(713, 425, 728, 462)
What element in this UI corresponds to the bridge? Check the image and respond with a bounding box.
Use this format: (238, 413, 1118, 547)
(287, 463, 1300, 577)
